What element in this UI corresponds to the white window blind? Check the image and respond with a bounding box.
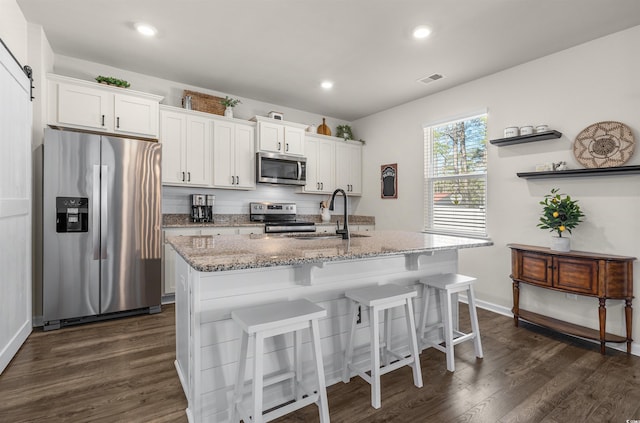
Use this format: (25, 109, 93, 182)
(424, 113, 487, 237)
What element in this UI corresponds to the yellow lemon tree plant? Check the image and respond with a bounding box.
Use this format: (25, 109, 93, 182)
(537, 188, 585, 237)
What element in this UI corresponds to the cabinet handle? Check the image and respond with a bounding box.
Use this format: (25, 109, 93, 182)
(320, 182, 323, 190)
(187, 172, 191, 182)
(101, 115, 105, 126)
(316, 182, 320, 190)
(236, 175, 239, 185)
(182, 172, 185, 182)
(286, 143, 289, 152)
(116, 116, 120, 129)
(278, 142, 281, 151)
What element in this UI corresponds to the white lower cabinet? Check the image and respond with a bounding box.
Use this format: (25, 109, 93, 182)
(212, 120, 255, 189)
(163, 226, 264, 295)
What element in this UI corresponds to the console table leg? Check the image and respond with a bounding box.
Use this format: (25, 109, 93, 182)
(625, 298, 633, 355)
(512, 280, 520, 327)
(598, 298, 606, 355)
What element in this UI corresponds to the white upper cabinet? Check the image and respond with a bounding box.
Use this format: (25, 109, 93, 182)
(160, 107, 213, 186)
(335, 141, 362, 196)
(212, 120, 255, 190)
(48, 74, 162, 138)
(252, 116, 306, 156)
(303, 135, 335, 194)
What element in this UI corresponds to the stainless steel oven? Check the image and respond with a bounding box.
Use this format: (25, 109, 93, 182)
(256, 152, 307, 186)
(250, 202, 316, 233)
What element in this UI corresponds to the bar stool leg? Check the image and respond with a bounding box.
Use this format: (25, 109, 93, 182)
(230, 331, 249, 423)
(343, 300, 357, 383)
(310, 319, 330, 423)
(294, 330, 303, 400)
(441, 289, 456, 372)
(417, 285, 431, 350)
(252, 332, 265, 423)
(404, 298, 423, 388)
(467, 286, 484, 358)
(369, 306, 382, 409)
(383, 308, 392, 367)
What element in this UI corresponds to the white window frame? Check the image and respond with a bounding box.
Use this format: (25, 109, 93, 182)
(423, 112, 488, 238)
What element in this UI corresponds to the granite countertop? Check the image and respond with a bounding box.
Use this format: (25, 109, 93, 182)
(167, 230, 493, 272)
(163, 213, 376, 228)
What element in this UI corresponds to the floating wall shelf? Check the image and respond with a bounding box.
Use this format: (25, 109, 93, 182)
(489, 130, 562, 146)
(517, 165, 640, 179)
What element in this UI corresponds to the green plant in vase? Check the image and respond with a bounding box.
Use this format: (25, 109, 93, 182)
(336, 125, 354, 140)
(538, 188, 584, 237)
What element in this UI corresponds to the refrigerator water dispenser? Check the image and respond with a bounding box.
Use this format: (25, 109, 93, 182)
(56, 197, 88, 233)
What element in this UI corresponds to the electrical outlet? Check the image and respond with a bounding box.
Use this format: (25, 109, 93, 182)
(356, 305, 362, 324)
(566, 293, 578, 300)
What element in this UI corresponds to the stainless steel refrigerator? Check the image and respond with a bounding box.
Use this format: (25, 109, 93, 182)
(42, 128, 162, 330)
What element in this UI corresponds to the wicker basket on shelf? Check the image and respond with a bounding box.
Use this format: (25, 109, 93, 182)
(183, 90, 225, 116)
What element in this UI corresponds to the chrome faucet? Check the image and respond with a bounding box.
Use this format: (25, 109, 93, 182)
(329, 188, 349, 239)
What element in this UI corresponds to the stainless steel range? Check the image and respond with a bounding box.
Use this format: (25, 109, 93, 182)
(250, 202, 316, 233)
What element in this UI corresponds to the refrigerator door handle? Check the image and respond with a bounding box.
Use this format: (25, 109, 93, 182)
(100, 164, 108, 259)
(92, 165, 101, 260)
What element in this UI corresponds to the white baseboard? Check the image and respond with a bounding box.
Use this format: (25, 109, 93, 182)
(0, 319, 32, 374)
(458, 295, 640, 357)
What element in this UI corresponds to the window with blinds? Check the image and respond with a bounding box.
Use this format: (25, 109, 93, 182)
(423, 113, 487, 237)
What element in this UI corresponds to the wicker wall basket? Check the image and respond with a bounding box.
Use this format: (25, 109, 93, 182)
(183, 90, 225, 116)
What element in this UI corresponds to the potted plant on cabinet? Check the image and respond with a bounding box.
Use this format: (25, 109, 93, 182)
(537, 188, 584, 251)
(220, 96, 241, 118)
(95, 75, 130, 88)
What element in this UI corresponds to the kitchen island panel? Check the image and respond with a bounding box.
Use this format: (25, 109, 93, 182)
(176, 248, 462, 422)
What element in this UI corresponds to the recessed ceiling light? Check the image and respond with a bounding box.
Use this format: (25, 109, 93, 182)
(135, 22, 157, 37)
(321, 81, 333, 90)
(412, 25, 432, 40)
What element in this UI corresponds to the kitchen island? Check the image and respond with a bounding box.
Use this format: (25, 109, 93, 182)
(169, 230, 492, 423)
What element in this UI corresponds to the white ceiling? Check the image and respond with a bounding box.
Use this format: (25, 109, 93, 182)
(17, 0, 640, 121)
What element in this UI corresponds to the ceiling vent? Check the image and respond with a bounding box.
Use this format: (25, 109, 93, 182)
(417, 73, 444, 85)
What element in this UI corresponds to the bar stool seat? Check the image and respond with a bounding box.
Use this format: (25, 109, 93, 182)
(417, 273, 483, 372)
(229, 299, 330, 423)
(342, 284, 423, 409)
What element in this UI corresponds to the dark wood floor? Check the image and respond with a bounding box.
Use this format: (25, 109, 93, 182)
(1, 305, 639, 422)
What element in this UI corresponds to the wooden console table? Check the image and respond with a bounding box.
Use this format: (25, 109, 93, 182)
(508, 244, 635, 354)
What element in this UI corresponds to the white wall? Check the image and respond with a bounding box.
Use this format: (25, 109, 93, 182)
(53, 55, 359, 218)
(354, 25, 640, 353)
(0, 0, 28, 64)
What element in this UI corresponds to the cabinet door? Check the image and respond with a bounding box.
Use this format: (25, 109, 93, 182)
(554, 257, 598, 294)
(348, 143, 362, 195)
(160, 110, 187, 185)
(304, 137, 320, 192)
(185, 116, 213, 186)
(56, 82, 111, 131)
(316, 138, 335, 193)
(284, 126, 305, 155)
(258, 121, 283, 153)
(114, 93, 159, 138)
(517, 251, 553, 287)
(212, 120, 235, 188)
(335, 142, 362, 195)
(234, 124, 256, 189)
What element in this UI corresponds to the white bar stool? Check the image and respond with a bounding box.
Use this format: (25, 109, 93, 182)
(342, 284, 423, 409)
(229, 299, 330, 423)
(417, 273, 483, 372)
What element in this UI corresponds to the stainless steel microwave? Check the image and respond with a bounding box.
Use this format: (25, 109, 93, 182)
(256, 152, 307, 186)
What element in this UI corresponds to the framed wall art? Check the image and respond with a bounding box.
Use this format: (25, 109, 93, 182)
(381, 163, 397, 199)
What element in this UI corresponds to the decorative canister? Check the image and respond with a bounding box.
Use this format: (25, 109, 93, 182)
(535, 124, 549, 133)
(320, 207, 331, 222)
(520, 126, 534, 135)
(504, 127, 519, 138)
